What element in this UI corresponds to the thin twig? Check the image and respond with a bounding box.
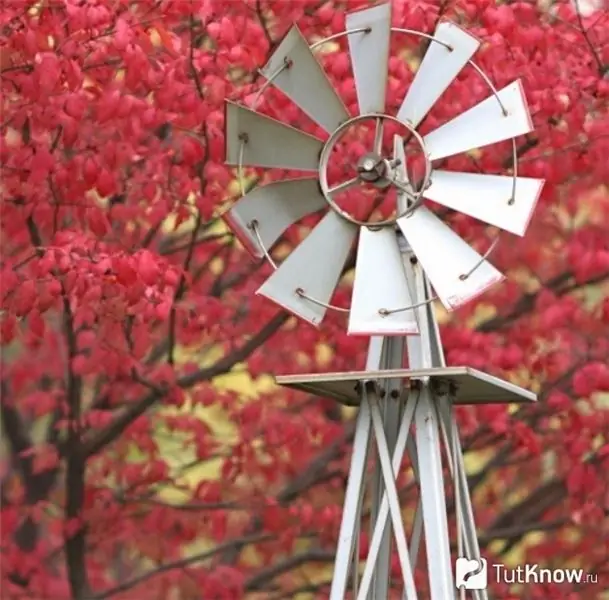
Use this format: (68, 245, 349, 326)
(89, 533, 274, 600)
(573, 0, 607, 77)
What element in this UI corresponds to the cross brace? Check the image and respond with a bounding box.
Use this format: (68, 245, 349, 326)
(276, 239, 536, 599)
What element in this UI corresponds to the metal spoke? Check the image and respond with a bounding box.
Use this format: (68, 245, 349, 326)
(328, 177, 360, 196)
(373, 117, 384, 155)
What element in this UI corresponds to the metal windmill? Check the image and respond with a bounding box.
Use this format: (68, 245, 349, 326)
(222, 2, 544, 598)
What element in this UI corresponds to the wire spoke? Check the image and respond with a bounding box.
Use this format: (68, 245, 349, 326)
(328, 177, 360, 196)
(373, 117, 384, 155)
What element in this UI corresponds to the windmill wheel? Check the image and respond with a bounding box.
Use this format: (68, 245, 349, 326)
(223, 3, 544, 335)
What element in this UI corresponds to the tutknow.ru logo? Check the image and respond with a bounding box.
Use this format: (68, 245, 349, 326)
(456, 557, 598, 590)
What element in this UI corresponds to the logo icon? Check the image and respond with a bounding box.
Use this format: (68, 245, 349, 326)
(456, 557, 488, 590)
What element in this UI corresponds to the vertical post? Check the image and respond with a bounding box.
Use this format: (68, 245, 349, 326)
(408, 257, 454, 598)
(329, 337, 384, 600)
(370, 336, 404, 599)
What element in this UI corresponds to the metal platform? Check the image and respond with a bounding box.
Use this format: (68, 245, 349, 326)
(276, 366, 536, 407)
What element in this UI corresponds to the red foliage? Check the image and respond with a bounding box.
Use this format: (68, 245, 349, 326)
(1, 1, 608, 599)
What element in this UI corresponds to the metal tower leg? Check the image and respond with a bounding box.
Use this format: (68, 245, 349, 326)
(357, 388, 418, 600)
(370, 336, 404, 600)
(414, 386, 453, 598)
(330, 338, 383, 600)
(279, 234, 537, 600)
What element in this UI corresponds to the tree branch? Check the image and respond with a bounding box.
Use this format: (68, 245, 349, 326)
(573, 0, 607, 77)
(188, 13, 205, 99)
(0, 391, 60, 585)
(255, 0, 274, 46)
(220, 423, 354, 564)
(89, 533, 274, 600)
(167, 211, 202, 366)
(477, 270, 609, 332)
(245, 548, 334, 592)
(82, 311, 290, 457)
(61, 289, 91, 600)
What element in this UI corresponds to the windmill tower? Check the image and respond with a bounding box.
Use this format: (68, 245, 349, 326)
(222, 2, 543, 598)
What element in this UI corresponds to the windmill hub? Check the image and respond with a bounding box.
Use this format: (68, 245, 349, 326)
(357, 153, 390, 186)
(318, 113, 432, 227)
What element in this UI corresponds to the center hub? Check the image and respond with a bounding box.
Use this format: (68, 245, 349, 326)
(357, 153, 390, 186)
(318, 113, 431, 228)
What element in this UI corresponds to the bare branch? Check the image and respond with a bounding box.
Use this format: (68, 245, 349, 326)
(245, 548, 334, 592)
(255, 0, 274, 46)
(188, 13, 205, 99)
(573, 0, 607, 77)
(61, 286, 91, 600)
(89, 533, 274, 600)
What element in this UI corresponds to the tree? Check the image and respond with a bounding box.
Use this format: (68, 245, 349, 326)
(1, 0, 608, 598)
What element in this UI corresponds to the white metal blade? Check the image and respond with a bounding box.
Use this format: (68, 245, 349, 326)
(348, 227, 419, 336)
(397, 207, 503, 310)
(261, 25, 349, 133)
(346, 3, 391, 115)
(222, 178, 326, 257)
(424, 171, 545, 236)
(257, 211, 357, 326)
(225, 101, 323, 171)
(397, 22, 480, 129)
(424, 80, 533, 161)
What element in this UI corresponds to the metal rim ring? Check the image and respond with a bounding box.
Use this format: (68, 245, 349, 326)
(318, 113, 431, 227)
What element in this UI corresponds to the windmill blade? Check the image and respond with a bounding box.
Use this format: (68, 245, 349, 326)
(222, 178, 327, 257)
(260, 25, 349, 133)
(348, 227, 419, 336)
(225, 101, 324, 171)
(397, 207, 503, 310)
(397, 22, 480, 129)
(257, 211, 357, 326)
(424, 80, 533, 161)
(346, 2, 392, 115)
(424, 171, 545, 236)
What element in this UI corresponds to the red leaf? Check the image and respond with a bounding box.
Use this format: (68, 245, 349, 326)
(64, 94, 86, 120)
(14, 280, 37, 316)
(87, 209, 109, 237)
(35, 53, 61, 94)
(153, 22, 177, 56)
(95, 168, 116, 197)
(28, 311, 45, 338)
(82, 158, 98, 186)
(138, 251, 160, 286)
(1, 315, 17, 345)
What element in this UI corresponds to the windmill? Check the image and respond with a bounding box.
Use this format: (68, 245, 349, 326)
(223, 2, 544, 598)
